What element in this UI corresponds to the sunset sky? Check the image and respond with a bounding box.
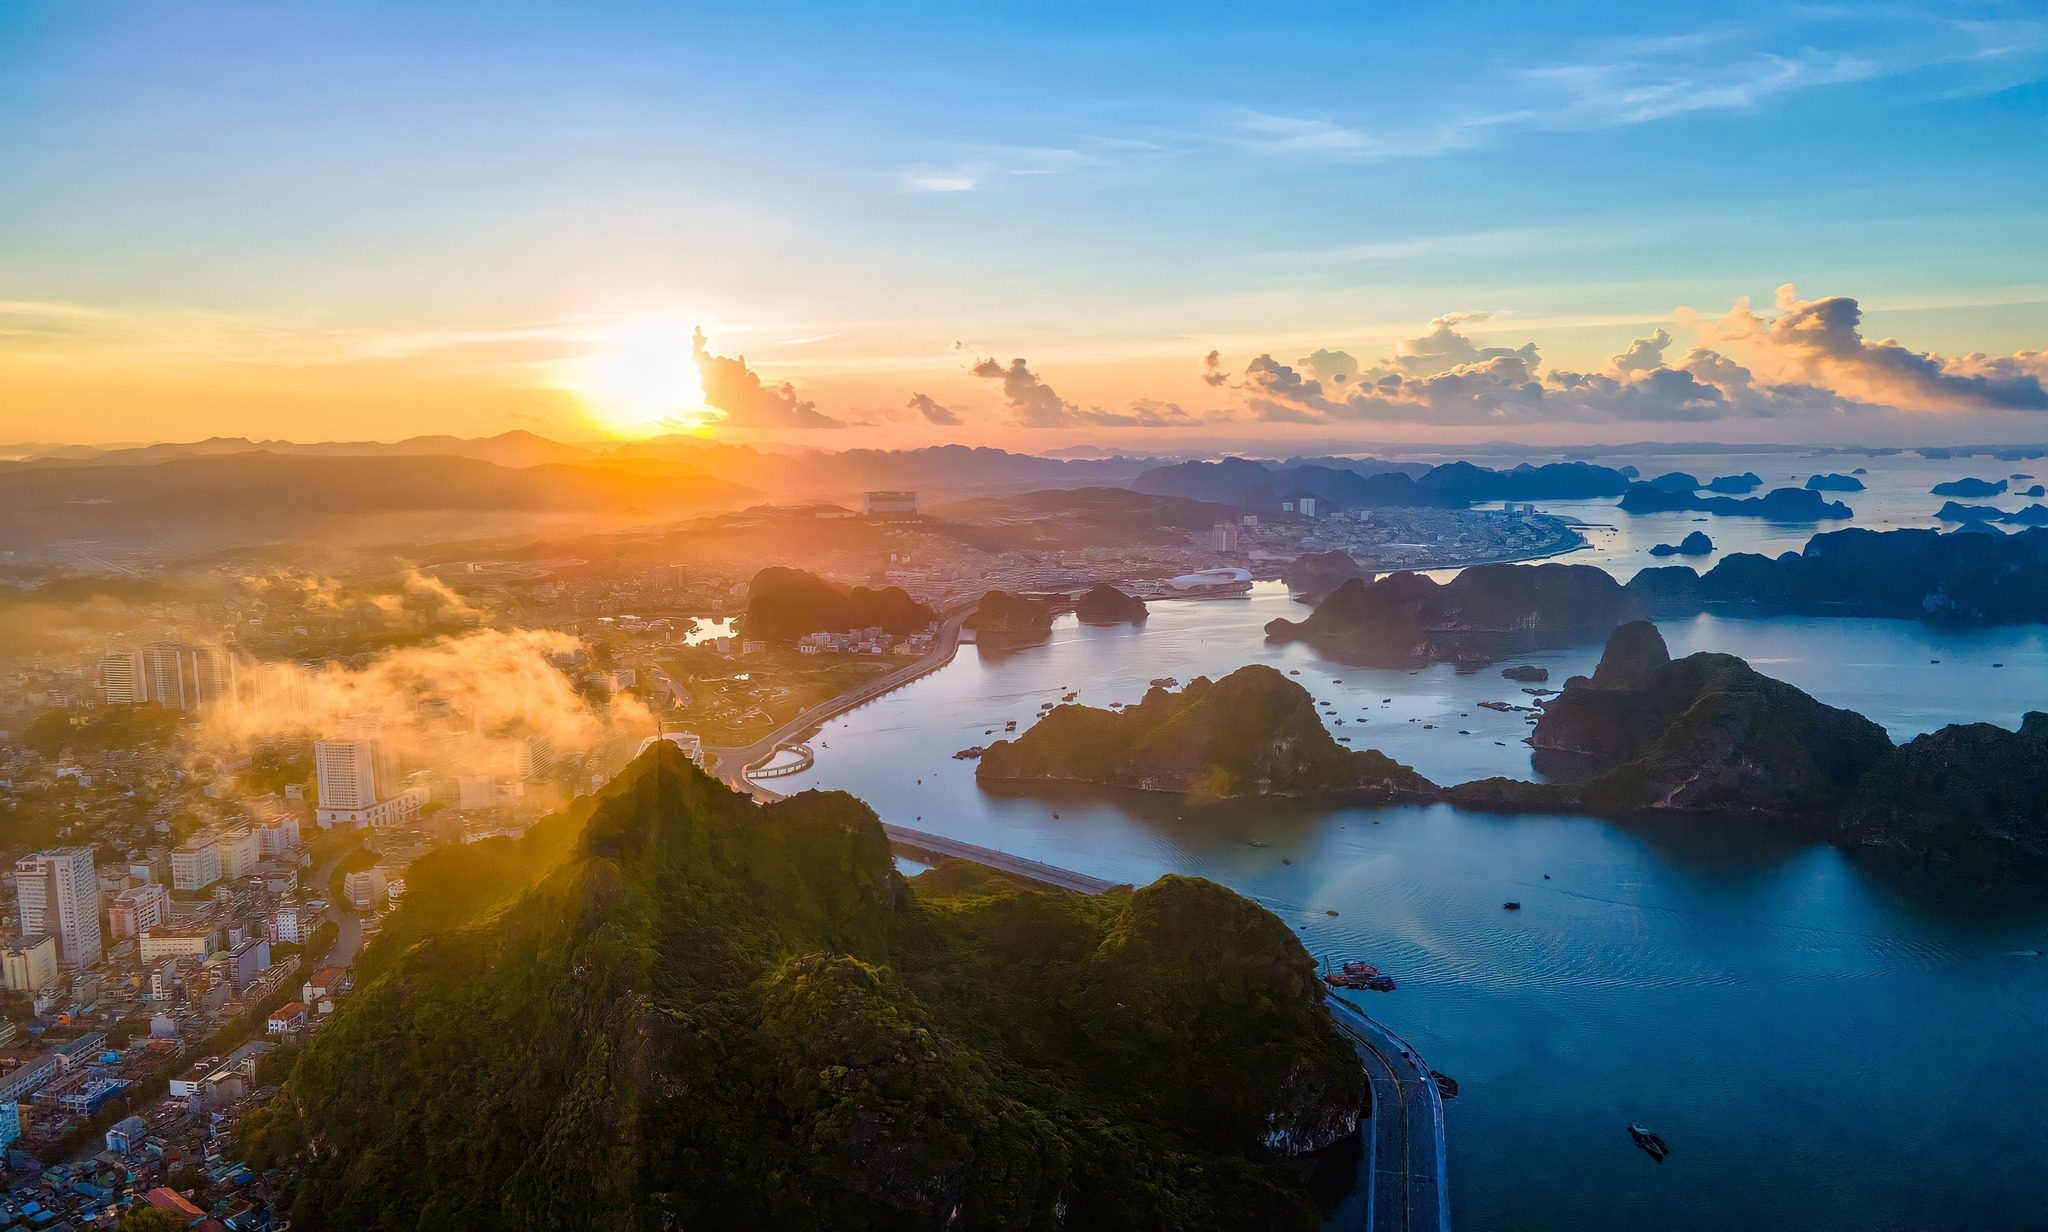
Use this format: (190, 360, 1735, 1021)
(3, 2, 2045, 450)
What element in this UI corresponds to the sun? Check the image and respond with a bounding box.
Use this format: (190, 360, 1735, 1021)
(563, 314, 716, 437)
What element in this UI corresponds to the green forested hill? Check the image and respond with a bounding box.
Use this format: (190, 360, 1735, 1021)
(238, 746, 1364, 1230)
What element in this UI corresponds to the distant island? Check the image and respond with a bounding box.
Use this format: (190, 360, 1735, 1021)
(1624, 526, 2048, 623)
(1930, 477, 2008, 497)
(1649, 531, 1714, 557)
(742, 566, 935, 642)
(1617, 484, 1852, 520)
(1706, 472, 1763, 493)
(1074, 582, 1148, 625)
(1450, 622, 2047, 862)
(1936, 502, 2048, 526)
(977, 665, 1436, 802)
(1133, 456, 1631, 511)
(1805, 472, 1865, 491)
(237, 746, 1369, 1228)
(1280, 550, 1371, 603)
(1264, 563, 1640, 665)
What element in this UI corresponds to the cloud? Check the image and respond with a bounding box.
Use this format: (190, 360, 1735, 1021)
(194, 628, 652, 783)
(1201, 350, 1232, 386)
(971, 355, 1203, 428)
(690, 329, 844, 429)
(1215, 288, 2036, 425)
(1611, 328, 1673, 372)
(1696, 284, 2048, 412)
(1297, 347, 1360, 384)
(906, 392, 962, 426)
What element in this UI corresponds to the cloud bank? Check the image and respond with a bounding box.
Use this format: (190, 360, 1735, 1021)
(1211, 285, 2048, 427)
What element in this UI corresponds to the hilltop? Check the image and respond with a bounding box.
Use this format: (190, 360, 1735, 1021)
(236, 747, 1367, 1230)
(741, 567, 935, 642)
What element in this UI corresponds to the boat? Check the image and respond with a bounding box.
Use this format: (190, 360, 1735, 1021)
(1503, 901, 1521, 910)
(1628, 1124, 1670, 1162)
(1321, 958, 1396, 992)
(1148, 676, 1179, 688)
(1003, 720, 1017, 732)
(1431, 1071, 1460, 1099)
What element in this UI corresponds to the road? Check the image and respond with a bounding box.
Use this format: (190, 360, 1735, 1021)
(704, 607, 971, 789)
(1327, 995, 1452, 1232)
(305, 847, 366, 971)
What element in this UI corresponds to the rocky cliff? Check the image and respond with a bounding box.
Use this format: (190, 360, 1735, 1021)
(1839, 712, 2048, 862)
(1280, 550, 1372, 604)
(977, 665, 1436, 802)
(1073, 582, 1149, 625)
(1451, 621, 1893, 818)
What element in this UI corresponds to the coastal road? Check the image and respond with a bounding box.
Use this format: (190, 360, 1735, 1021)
(704, 607, 972, 792)
(1327, 995, 1452, 1232)
(305, 847, 366, 970)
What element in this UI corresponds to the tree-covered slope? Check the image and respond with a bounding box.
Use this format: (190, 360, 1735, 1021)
(976, 665, 1436, 802)
(240, 746, 1365, 1230)
(743, 566, 936, 641)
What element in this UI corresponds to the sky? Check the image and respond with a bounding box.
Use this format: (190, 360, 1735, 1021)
(2, 1, 2045, 451)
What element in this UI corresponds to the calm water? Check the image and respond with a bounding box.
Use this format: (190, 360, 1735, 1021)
(771, 460, 2048, 1230)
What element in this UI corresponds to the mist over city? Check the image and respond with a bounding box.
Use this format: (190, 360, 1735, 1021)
(1, 4, 2043, 1230)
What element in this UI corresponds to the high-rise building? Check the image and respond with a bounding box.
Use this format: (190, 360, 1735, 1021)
(862, 490, 919, 518)
(107, 884, 170, 940)
(315, 737, 424, 827)
(252, 814, 301, 858)
(98, 651, 148, 705)
(138, 642, 234, 710)
(13, 848, 101, 969)
(169, 834, 222, 892)
(0, 936, 60, 993)
(1209, 522, 1241, 553)
(314, 739, 379, 814)
(517, 733, 554, 781)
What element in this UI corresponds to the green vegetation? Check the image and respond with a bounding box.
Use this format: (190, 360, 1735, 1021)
(1265, 563, 1640, 665)
(114, 1208, 191, 1232)
(742, 566, 934, 642)
(238, 747, 1364, 1230)
(1840, 712, 2048, 861)
(965, 590, 1053, 636)
(1452, 621, 1896, 820)
(19, 705, 182, 758)
(978, 665, 1436, 803)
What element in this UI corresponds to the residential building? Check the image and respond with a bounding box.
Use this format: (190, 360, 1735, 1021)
(139, 926, 216, 964)
(98, 650, 148, 705)
(0, 1053, 59, 1147)
(252, 813, 301, 857)
(0, 936, 60, 993)
(14, 847, 102, 968)
(107, 883, 170, 939)
(139, 641, 234, 710)
(265, 1002, 306, 1036)
(169, 833, 221, 892)
(315, 738, 423, 827)
(1210, 522, 1241, 553)
(217, 827, 261, 880)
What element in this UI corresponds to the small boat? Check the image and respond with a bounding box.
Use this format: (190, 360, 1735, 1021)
(1503, 901, 1521, 911)
(1004, 720, 1017, 732)
(1322, 959, 1396, 992)
(1628, 1124, 1670, 1162)
(1431, 1071, 1460, 1099)
(1325, 909, 1340, 917)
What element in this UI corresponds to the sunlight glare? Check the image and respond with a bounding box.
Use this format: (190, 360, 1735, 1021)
(565, 315, 715, 437)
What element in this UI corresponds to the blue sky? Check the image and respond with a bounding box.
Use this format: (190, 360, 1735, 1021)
(2, 1, 2044, 445)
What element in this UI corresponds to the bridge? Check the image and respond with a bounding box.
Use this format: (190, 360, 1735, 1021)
(1327, 996, 1452, 1232)
(747, 743, 815, 779)
(880, 824, 1121, 895)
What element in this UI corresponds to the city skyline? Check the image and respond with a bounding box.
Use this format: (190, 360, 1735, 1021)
(4, 2, 2045, 449)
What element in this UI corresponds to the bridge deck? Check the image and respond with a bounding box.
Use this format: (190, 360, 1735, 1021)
(1327, 996, 1451, 1232)
(881, 824, 1120, 895)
